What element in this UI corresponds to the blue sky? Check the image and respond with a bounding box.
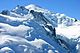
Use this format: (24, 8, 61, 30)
(0, 0, 80, 20)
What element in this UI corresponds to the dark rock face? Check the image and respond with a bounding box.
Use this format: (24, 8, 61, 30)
(1, 10, 10, 15)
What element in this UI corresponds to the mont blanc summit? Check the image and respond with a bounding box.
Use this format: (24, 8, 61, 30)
(0, 4, 80, 53)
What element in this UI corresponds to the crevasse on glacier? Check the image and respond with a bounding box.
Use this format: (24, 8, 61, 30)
(0, 4, 80, 53)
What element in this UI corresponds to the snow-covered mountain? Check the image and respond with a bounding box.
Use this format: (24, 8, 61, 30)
(0, 4, 80, 53)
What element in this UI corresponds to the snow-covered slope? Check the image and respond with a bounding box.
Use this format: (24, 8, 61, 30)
(0, 4, 80, 53)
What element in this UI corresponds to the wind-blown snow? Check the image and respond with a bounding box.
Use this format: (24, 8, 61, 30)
(0, 23, 32, 37)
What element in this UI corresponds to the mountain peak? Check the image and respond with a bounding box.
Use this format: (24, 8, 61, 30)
(25, 4, 41, 9)
(25, 4, 51, 13)
(26, 4, 40, 7)
(25, 4, 39, 10)
(0, 4, 80, 53)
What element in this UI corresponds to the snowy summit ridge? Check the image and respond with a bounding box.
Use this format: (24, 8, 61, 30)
(0, 4, 80, 53)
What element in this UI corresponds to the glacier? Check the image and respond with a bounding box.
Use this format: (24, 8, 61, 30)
(0, 4, 80, 53)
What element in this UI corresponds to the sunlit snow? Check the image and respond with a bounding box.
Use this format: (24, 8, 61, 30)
(0, 4, 80, 53)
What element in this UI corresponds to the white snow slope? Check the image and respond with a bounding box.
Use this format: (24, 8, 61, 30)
(0, 4, 80, 53)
